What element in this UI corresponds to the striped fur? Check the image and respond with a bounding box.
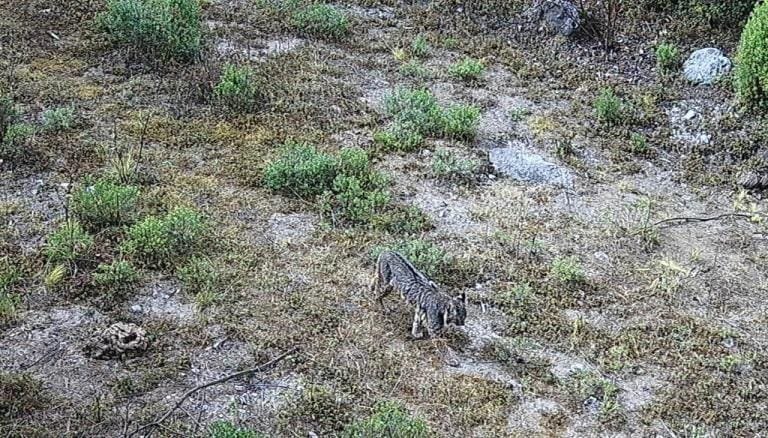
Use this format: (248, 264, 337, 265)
(371, 251, 467, 338)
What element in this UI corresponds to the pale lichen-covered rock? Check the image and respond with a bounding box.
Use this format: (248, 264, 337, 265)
(683, 48, 732, 85)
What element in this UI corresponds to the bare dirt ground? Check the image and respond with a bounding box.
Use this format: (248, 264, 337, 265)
(2, 0, 768, 437)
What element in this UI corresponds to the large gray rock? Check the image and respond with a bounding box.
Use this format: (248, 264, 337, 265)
(683, 48, 731, 85)
(488, 142, 574, 188)
(527, 0, 581, 36)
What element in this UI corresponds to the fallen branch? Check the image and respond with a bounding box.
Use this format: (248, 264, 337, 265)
(128, 346, 299, 438)
(653, 213, 752, 228)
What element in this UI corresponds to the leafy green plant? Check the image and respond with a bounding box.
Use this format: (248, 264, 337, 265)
(178, 256, 219, 295)
(41, 106, 75, 132)
(550, 256, 585, 283)
(121, 207, 206, 266)
(630, 132, 648, 154)
(439, 105, 480, 139)
(449, 57, 486, 81)
(655, 42, 680, 74)
(99, 0, 203, 61)
(1, 95, 34, 157)
(373, 123, 424, 152)
(71, 176, 139, 229)
(409, 35, 429, 58)
(342, 400, 429, 438)
(43, 220, 94, 265)
(214, 64, 262, 112)
(431, 148, 479, 180)
(594, 88, 623, 126)
(209, 420, 264, 438)
(293, 3, 349, 39)
(373, 239, 447, 279)
(399, 60, 429, 78)
(263, 142, 338, 197)
(93, 259, 139, 293)
(735, 1, 768, 109)
(566, 370, 623, 424)
(508, 107, 531, 121)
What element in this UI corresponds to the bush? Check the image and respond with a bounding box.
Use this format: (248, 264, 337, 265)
(325, 174, 390, 223)
(439, 105, 481, 139)
(99, 0, 203, 61)
(263, 142, 338, 197)
(735, 1, 768, 109)
(0, 373, 48, 420)
(41, 106, 75, 132)
(594, 88, 623, 126)
(449, 57, 486, 81)
(93, 259, 139, 293)
(122, 207, 206, 266)
(431, 148, 479, 180)
(209, 421, 264, 438)
(71, 176, 139, 229)
(178, 256, 219, 294)
(655, 42, 679, 74)
(293, 3, 349, 39)
(399, 60, 429, 78)
(382, 87, 480, 144)
(550, 256, 585, 283)
(630, 133, 648, 154)
(43, 220, 94, 264)
(409, 35, 429, 58)
(373, 123, 424, 152)
(214, 64, 262, 112)
(342, 400, 429, 438)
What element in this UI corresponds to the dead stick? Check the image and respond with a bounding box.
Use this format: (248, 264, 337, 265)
(128, 347, 299, 438)
(653, 213, 752, 227)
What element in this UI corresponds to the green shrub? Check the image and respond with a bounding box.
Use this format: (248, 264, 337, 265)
(43, 220, 94, 264)
(93, 259, 139, 292)
(293, 3, 349, 39)
(122, 207, 206, 266)
(0, 292, 19, 327)
(373, 206, 431, 235)
(41, 106, 75, 132)
(373, 239, 447, 279)
(342, 400, 429, 438)
(399, 60, 429, 78)
(214, 64, 262, 112)
(630, 133, 648, 154)
(178, 256, 219, 294)
(449, 57, 486, 81)
(71, 176, 139, 229)
(431, 148, 479, 180)
(325, 174, 390, 223)
(550, 256, 585, 283)
(382, 87, 480, 143)
(0, 373, 48, 420)
(1, 96, 34, 157)
(209, 420, 264, 438)
(594, 88, 623, 126)
(99, 0, 203, 61)
(409, 35, 429, 58)
(264, 142, 338, 197)
(373, 123, 425, 152)
(655, 42, 680, 74)
(439, 105, 480, 139)
(735, 1, 768, 109)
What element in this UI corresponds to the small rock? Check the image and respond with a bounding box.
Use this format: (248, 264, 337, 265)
(683, 48, 731, 85)
(130, 305, 143, 314)
(526, 0, 580, 36)
(683, 110, 697, 120)
(488, 143, 574, 188)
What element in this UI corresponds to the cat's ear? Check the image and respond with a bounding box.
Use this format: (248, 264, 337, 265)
(458, 291, 467, 304)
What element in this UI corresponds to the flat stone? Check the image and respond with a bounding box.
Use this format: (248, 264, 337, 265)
(683, 48, 731, 85)
(488, 142, 574, 188)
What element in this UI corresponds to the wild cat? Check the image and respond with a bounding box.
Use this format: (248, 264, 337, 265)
(371, 250, 467, 339)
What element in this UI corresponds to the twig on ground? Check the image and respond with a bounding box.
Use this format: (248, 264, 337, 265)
(128, 346, 299, 438)
(653, 213, 752, 228)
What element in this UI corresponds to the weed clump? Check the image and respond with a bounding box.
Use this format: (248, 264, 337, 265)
(263, 142, 338, 198)
(594, 88, 623, 126)
(449, 57, 486, 81)
(293, 3, 349, 39)
(0, 257, 21, 326)
(41, 106, 75, 132)
(431, 148, 479, 181)
(655, 42, 680, 74)
(342, 400, 429, 438)
(209, 421, 264, 438)
(0, 372, 48, 420)
(44, 220, 94, 265)
(1, 94, 34, 158)
(376, 87, 479, 151)
(214, 64, 262, 113)
(99, 0, 203, 61)
(93, 259, 139, 293)
(550, 256, 585, 284)
(71, 176, 139, 229)
(121, 207, 206, 267)
(735, 1, 768, 109)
